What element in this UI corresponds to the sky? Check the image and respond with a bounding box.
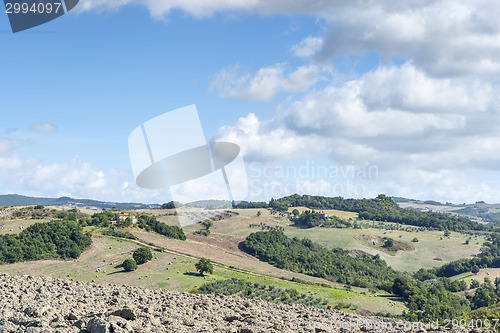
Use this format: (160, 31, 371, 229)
(1, 0, 500, 204)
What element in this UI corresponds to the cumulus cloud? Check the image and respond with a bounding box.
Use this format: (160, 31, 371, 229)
(316, 2, 500, 77)
(77, 0, 357, 18)
(77, 1, 500, 79)
(0, 138, 19, 155)
(0, 155, 168, 203)
(215, 63, 500, 202)
(56, 0, 500, 202)
(214, 113, 326, 162)
(31, 122, 58, 134)
(291, 37, 324, 58)
(209, 63, 330, 101)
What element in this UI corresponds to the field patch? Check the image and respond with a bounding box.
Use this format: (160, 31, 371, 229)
(282, 226, 484, 272)
(354, 234, 414, 255)
(288, 207, 358, 220)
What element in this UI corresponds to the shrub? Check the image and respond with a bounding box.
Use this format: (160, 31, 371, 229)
(195, 258, 214, 275)
(123, 258, 138, 271)
(133, 247, 152, 265)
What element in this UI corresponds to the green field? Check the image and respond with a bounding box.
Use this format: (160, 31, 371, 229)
(287, 207, 359, 220)
(0, 206, 488, 316)
(0, 218, 49, 235)
(0, 225, 404, 315)
(282, 225, 483, 272)
(194, 208, 485, 272)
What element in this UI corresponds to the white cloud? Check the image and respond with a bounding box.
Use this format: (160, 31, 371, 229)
(0, 138, 19, 155)
(31, 122, 58, 134)
(215, 63, 500, 202)
(317, 2, 500, 77)
(291, 37, 324, 58)
(49, 0, 500, 202)
(214, 113, 325, 161)
(77, 1, 500, 79)
(210, 63, 330, 100)
(0, 155, 168, 203)
(77, 0, 354, 18)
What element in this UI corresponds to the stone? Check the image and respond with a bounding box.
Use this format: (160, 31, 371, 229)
(110, 309, 135, 320)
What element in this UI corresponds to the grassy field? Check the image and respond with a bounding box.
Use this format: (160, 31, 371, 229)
(190, 208, 485, 272)
(453, 268, 500, 285)
(288, 207, 359, 220)
(0, 206, 489, 316)
(0, 218, 50, 235)
(0, 227, 405, 315)
(282, 225, 484, 272)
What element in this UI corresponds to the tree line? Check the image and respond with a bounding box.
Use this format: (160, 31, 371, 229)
(293, 210, 352, 228)
(198, 278, 328, 308)
(242, 230, 399, 290)
(88, 211, 186, 241)
(241, 230, 493, 321)
(136, 214, 186, 240)
(264, 194, 485, 231)
(0, 220, 92, 264)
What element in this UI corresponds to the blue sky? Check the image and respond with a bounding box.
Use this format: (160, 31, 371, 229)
(1, 1, 500, 204)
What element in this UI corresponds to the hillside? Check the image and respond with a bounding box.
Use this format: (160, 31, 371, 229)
(0, 196, 498, 328)
(0, 194, 158, 210)
(0, 273, 470, 332)
(395, 198, 500, 224)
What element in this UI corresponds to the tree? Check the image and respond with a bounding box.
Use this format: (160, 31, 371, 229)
(383, 238, 394, 248)
(292, 209, 299, 216)
(133, 247, 152, 265)
(471, 265, 480, 274)
(256, 211, 261, 217)
(444, 230, 451, 237)
(412, 237, 419, 243)
(195, 257, 213, 275)
(123, 258, 138, 271)
(470, 279, 480, 289)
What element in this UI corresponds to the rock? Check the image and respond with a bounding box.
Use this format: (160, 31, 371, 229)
(65, 313, 78, 321)
(87, 317, 108, 333)
(183, 319, 195, 327)
(74, 319, 86, 329)
(0, 273, 470, 333)
(0, 320, 18, 333)
(110, 309, 135, 320)
(224, 315, 240, 323)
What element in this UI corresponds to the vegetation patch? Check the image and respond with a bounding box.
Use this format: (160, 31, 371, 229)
(292, 210, 351, 228)
(197, 278, 329, 308)
(136, 214, 186, 240)
(102, 228, 137, 240)
(0, 220, 92, 264)
(269, 194, 486, 231)
(242, 230, 398, 290)
(354, 235, 413, 254)
(242, 230, 479, 321)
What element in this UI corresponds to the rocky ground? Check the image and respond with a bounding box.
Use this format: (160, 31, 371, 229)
(0, 273, 483, 332)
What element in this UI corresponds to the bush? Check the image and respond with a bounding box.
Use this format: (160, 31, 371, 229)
(195, 258, 214, 275)
(0, 220, 91, 264)
(133, 247, 152, 265)
(123, 258, 138, 271)
(136, 214, 186, 240)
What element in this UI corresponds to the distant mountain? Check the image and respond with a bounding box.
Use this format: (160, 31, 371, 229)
(186, 199, 232, 209)
(392, 196, 500, 224)
(0, 194, 159, 210)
